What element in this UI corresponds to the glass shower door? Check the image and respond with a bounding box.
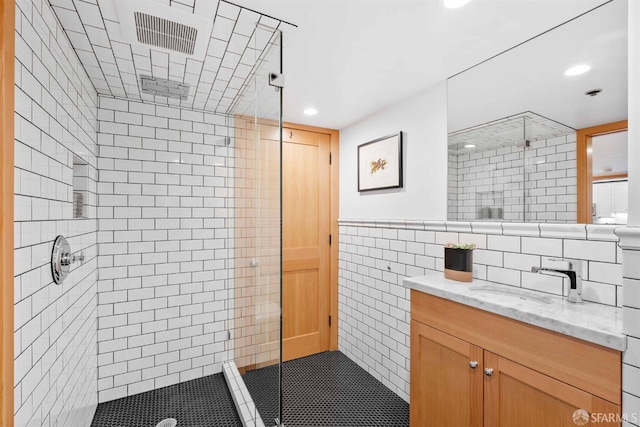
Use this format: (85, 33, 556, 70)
(227, 25, 283, 426)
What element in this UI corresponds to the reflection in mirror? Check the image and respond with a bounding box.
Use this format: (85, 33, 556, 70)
(448, 112, 576, 222)
(591, 130, 628, 224)
(447, 0, 627, 223)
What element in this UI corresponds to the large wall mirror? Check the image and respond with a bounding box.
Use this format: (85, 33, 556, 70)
(447, 0, 628, 224)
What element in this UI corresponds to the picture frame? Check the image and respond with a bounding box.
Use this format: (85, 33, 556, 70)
(357, 132, 403, 192)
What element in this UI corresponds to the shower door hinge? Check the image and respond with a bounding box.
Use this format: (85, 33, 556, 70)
(226, 331, 231, 341)
(269, 72, 285, 89)
(329, 315, 332, 327)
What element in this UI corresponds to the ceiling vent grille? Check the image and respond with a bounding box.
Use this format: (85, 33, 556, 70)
(140, 75, 190, 100)
(134, 12, 198, 55)
(116, 0, 214, 60)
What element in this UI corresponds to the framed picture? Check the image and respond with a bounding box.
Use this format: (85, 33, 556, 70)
(358, 132, 403, 192)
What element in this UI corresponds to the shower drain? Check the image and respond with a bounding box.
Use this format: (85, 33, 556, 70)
(155, 419, 177, 427)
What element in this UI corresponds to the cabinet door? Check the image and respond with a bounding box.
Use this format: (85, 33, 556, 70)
(593, 182, 612, 218)
(484, 352, 620, 427)
(410, 321, 483, 427)
(612, 181, 628, 213)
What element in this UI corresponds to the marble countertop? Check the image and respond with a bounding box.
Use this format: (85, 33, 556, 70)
(403, 271, 626, 351)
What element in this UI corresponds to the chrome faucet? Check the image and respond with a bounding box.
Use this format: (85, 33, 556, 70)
(531, 259, 583, 303)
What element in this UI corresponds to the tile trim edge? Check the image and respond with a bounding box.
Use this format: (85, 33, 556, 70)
(222, 361, 266, 427)
(615, 226, 640, 250)
(337, 218, 619, 241)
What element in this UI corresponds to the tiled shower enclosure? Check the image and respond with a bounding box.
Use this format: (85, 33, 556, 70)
(13, 0, 286, 425)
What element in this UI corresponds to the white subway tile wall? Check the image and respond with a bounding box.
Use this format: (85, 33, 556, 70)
(338, 219, 623, 403)
(14, 0, 99, 425)
(339, 224, 412, 402)
(96, 98, 233, 402)
(447, 151, 458, 221)
(618, 227, 640, 426)
(448, 134, 577, 223)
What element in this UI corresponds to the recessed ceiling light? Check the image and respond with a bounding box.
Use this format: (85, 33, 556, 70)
(464, 144, 476, 148)
(303, 108, 318, 116)
(564, 64, 591, 76)
(443, 0, 471, 8)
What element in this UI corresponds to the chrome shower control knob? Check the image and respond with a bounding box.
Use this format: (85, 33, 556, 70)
(51, 235, 71, 285)
(484, 368, 494, 376)
(469, 361, 478, 369)
(60, 253, 72, 266)
(51, 235, 85, 285)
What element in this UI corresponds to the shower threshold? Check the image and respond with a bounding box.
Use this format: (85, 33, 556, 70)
(223, 361, 268, 427)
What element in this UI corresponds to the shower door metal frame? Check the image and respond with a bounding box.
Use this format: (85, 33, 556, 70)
(277, 29, 284, 427)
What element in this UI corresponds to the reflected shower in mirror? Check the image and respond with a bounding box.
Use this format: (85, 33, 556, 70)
(447, 0, 628, 223)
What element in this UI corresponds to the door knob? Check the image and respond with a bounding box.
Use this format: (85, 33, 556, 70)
(484, 368, 494, 376)
(469, 361, 478, 369)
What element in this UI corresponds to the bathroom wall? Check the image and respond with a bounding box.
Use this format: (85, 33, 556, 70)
(338, 219, 622, 402)
(449, 133, 577, 223)
(13, 0, 99, 425)
(619, 2, 640, 426)
(96, 97, 234, 402)
(619, 228, 640, 427)
(628, 0, 640, 229)
(339, 83, 448, 220)
(447, 151, 458, 221)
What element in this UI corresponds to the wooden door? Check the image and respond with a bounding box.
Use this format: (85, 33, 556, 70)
(576, 121, 627, 223)
(410, 321, 483, 427)
(0, 1, 14, 426)
(282, 127, 332, 361)
(484, 352, 620, 427)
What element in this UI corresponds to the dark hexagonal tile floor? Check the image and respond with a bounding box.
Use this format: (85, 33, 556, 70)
(90, 352, 409, 427)
(90, 373, 241, 427)
(243, 351, 410, 427)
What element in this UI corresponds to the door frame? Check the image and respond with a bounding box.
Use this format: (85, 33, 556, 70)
(1, 0, 15, 425)
(283, 122, 339, 350)
(577, 120, 628, 223)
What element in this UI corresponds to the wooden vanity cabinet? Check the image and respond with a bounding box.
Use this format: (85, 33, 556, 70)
(411, 320, 483, 427)
(410, 290, 622, 427)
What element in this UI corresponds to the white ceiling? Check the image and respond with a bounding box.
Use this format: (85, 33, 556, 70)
(448, 0, 627, 133)
(232, 0, 613, 129)
(51, 0, 615, 130)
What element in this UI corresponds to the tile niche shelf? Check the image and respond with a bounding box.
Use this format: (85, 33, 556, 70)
(476, 190, 504, 220)
(72, 155, 89, 219)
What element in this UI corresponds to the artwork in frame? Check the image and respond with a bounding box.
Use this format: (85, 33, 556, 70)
(357, 132, 403, 192)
